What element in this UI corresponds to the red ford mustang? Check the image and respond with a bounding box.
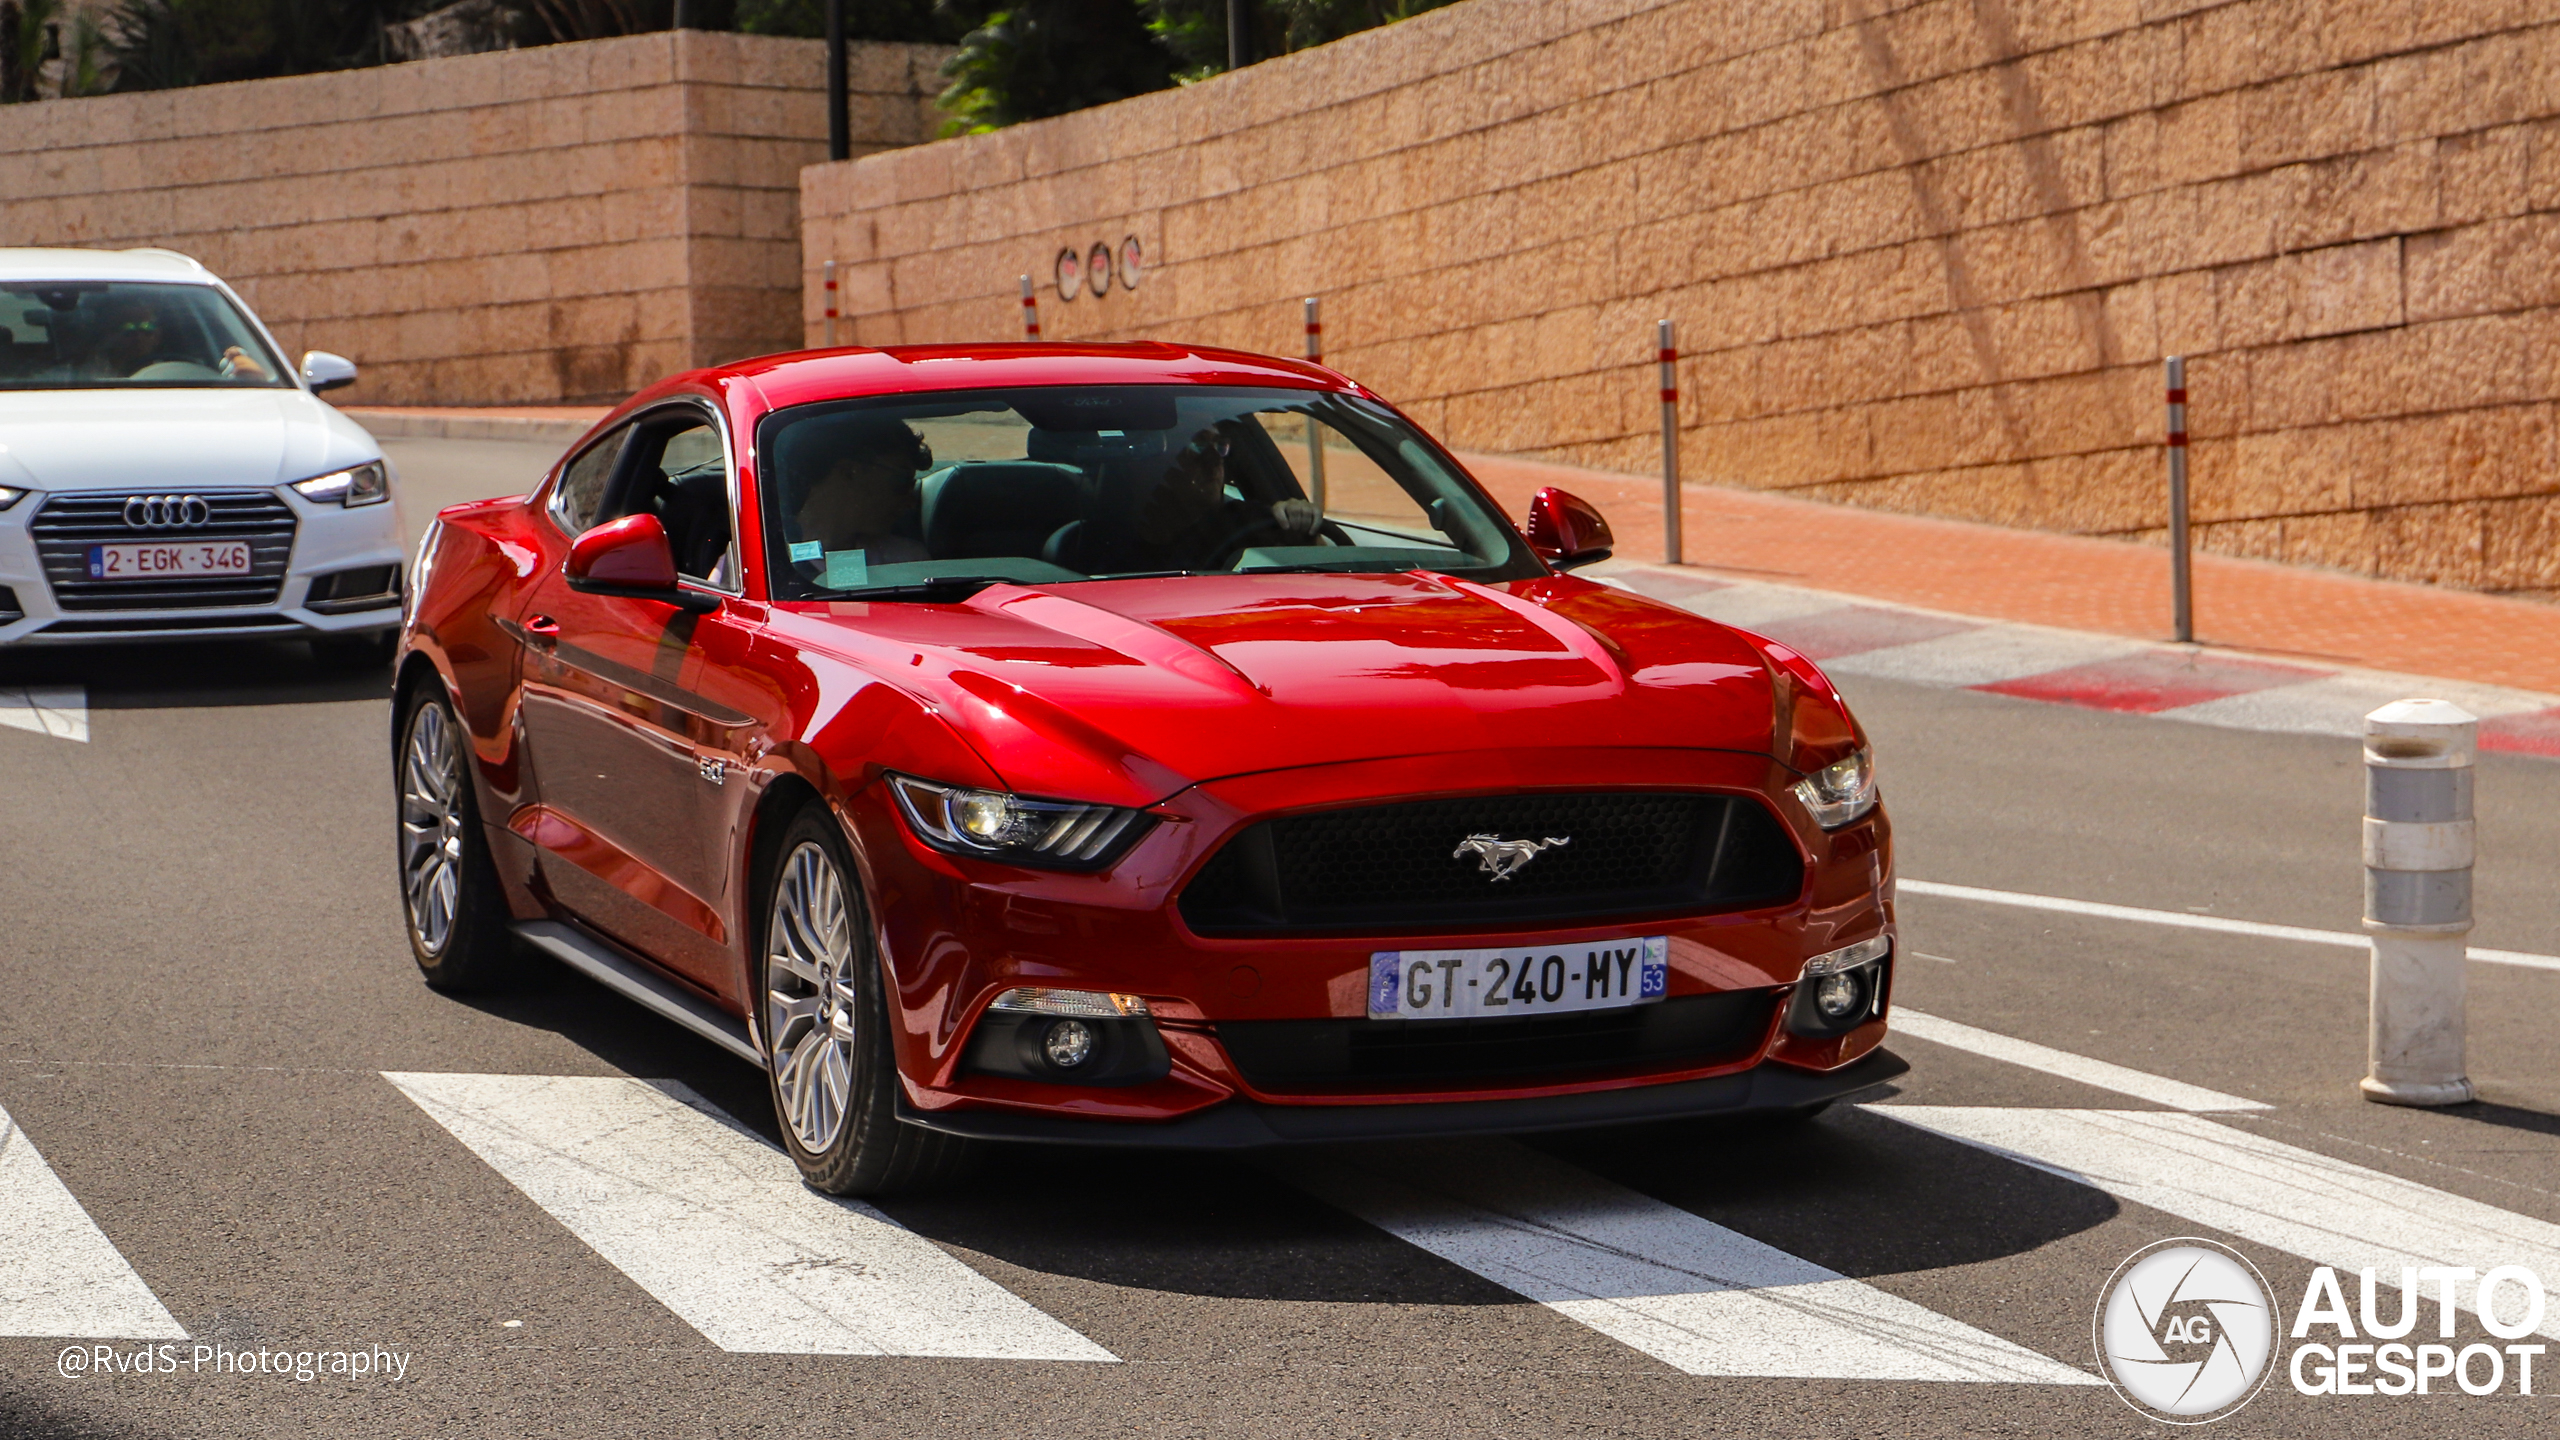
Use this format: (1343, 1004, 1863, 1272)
(395, 342, 1901, 1194)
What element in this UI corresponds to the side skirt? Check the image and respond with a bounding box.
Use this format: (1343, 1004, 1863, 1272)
(514, 919, 765, 1068)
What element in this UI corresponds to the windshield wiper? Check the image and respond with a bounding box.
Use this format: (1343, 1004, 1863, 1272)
(825, 575, 1023, 602)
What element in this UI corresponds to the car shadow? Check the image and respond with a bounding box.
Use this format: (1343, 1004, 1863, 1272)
(0, 639, 390, 709)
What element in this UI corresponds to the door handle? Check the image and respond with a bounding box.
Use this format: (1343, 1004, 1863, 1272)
(522, 614, 560, 650)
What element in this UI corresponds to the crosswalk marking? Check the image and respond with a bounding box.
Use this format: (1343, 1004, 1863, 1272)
(384, 1072, 1115, 1361)
(1889, 1009, 2268, 1113)
(1875, 1106, 2560, 1340)
(1285, 1139, 2100, 1383)
(0, 1103, 185, 1339)
(0, 685, 87, 743)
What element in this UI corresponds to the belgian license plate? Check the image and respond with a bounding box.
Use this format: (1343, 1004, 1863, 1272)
(1368, 937, 1668, 1020)
(87, 541, 252, 580)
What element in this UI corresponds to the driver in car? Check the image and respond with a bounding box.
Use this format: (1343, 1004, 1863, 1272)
(789, 419, 933, 569)
(1133, 423, 1321, 569)
(78, 295, 270, 381)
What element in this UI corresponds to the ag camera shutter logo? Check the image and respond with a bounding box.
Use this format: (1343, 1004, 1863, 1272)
(2094, 1238, 2281, 1423)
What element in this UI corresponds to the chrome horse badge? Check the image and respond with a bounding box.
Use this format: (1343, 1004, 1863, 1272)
(1453, 833, 1570, 881)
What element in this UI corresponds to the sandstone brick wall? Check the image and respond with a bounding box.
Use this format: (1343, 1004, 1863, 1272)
(804, 0, 2560, 601)
(3, 32, 947, 405)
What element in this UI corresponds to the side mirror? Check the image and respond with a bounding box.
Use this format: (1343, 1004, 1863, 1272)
(1525, 487, 1614, 569)
(566, 514, 719, 612)
(301, 350, 359, 392)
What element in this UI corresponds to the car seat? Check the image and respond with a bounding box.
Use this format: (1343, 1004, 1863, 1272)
(918, 461, 1088, 561)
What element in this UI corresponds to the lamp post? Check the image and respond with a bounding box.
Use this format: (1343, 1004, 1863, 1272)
(825, 0, 849, 163)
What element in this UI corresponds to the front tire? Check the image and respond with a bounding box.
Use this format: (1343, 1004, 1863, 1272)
(397, 686, 515, 990)
(760, 803, 971, 1196)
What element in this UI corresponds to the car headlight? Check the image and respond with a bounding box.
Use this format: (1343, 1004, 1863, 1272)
(1792, 748, 1877, 829)
(292, 461, 389, 507)
(886, 774, 1152, 870)
(0, 486, 23, 511)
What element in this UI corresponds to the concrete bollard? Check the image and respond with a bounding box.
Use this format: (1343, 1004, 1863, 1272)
(2361, 699, 2479, 1107)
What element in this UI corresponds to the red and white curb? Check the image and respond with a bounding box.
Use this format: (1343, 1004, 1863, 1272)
(1600, 566, 2560, 758)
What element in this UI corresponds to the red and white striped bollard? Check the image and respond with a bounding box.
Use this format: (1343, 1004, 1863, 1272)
(1303, 296, 1327, 510)
(1020, 275, 1041, 342)
(1659, 319, 1682, 566)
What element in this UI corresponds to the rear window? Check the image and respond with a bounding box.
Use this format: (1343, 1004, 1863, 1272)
(0, 281, 291, 389)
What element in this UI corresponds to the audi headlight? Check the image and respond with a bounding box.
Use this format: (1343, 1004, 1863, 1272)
(293, 461, 389, 507)
(886, 774, 1152, 870)
(0, 486, 24, 511)
(1792, 748, 1877, 829)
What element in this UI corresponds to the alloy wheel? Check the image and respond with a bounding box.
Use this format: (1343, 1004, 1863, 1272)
(766, 840, 860, 1154)
(398, 701, 465, 957)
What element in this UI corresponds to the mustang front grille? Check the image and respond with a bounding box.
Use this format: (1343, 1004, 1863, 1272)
(31, 489, 298, 611)
(1178, 790, 1804, 935)
(1217, 990, 1778, 1094)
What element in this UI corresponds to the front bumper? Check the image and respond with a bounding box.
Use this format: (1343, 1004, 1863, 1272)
(0, 484, 404, 645)
(898, 1046, 1909, 1147)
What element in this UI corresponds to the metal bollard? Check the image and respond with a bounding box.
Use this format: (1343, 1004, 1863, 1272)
(1303, 297, 1327, 511)
(1019, 275, 1041, 341)
(2361, 699, 2478, 1107)
(1658, 319, 1681, 565)
(822, 260, 838, 348)
(2166, 356, 2192, 644)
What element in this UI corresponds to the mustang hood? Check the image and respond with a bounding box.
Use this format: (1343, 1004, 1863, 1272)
(0, 388, 379, 494)
(779, 572, 1782, 806)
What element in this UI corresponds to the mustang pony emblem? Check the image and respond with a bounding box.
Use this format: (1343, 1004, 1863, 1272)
(1452, 833, 1570, 881)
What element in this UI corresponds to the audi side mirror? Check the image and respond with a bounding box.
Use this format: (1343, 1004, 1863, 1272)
(1525, 487, 1614, 570)
(565, 514, 719, 613)
(301, 350, 359, 392)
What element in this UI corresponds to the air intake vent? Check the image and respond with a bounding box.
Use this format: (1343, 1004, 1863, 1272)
(31, 490, 297, 610)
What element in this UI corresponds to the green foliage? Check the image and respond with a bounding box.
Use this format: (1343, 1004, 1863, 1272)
(105, 0, 390, 90)
(1142, 0, 1456, 79)
(736, 0, 953, 41)
(933, 0, 1172, 134)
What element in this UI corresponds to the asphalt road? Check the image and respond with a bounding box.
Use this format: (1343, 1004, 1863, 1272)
(2, 435, 2555, 1437)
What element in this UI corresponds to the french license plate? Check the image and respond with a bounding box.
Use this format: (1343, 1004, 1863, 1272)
(1368, 937, 1668, 1020)
(86, 541, 252, 580)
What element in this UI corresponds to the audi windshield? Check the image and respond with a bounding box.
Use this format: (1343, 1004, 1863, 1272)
(0, 281, 292, 389)
(754, 386, 1545, 597)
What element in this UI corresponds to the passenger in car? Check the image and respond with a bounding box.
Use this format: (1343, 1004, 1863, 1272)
(788, 418, 933, 568)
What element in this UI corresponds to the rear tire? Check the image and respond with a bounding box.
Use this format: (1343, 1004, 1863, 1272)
(396, 686, 516, 990)
(759, 803, 972, 1196)
(314, 630, 397, 669)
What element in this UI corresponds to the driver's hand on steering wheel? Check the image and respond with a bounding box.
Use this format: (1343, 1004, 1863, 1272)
(219, 346, 269, 382)
(1272, 498, 1321, 536)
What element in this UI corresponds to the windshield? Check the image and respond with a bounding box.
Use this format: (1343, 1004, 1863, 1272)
(756, 385, 1541, 599)
(0, 281, 291, 389)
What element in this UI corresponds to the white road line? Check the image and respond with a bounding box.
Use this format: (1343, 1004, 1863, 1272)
(383, 1072, 1114, 1361)
(1285, 1139, 2099, 1384)
(1888, 1009, 2267, 1113)
(1900, 878, 2560, 972)
(0, 1103, 186, 1339)
(0, 685, 87, 742)
(1874, 1106, 2560, 1341)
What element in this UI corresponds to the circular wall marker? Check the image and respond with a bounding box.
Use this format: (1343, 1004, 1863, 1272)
(1119, 235, 1143, 290)
(1054, 248, 1081, 302)
(1088, 242, 1112, 299)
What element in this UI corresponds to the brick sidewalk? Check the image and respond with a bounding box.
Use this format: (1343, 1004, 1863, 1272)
(1460, 452, 2560, 699)
(343, 405, 2560, 698)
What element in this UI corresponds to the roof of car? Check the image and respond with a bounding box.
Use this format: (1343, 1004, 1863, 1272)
(699, 341, 1365, 416)
(0, 248, 218, 285)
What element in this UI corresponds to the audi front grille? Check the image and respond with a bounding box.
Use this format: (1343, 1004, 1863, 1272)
(30, 490, 298, 611)
(1177, 791, 1806, 936)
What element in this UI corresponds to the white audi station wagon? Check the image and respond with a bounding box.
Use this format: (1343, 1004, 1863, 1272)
(0, 247, 403, 665)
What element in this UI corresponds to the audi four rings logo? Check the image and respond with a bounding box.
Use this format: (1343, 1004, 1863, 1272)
(123, 494, 212, 529)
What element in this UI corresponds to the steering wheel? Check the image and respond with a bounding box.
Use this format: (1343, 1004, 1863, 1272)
(1207, 514, 1352, 568)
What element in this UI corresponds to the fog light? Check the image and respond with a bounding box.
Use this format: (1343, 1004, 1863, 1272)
(1814, 970, 1866, 1019)
(1043, 1019, 1095, 1069)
